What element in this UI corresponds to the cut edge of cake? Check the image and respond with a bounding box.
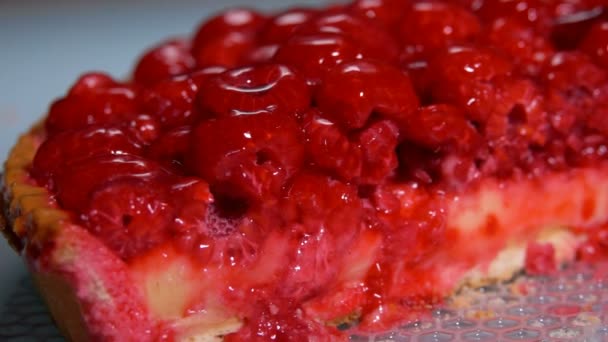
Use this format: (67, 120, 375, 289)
(0, 126, 598, 341)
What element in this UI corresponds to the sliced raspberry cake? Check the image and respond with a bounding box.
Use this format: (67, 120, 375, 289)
(3, 0, 608, 341)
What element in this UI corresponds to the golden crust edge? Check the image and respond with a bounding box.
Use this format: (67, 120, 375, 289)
(0, 125, 585, 341)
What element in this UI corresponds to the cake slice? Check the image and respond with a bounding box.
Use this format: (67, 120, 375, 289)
(3, 0, 608, 341)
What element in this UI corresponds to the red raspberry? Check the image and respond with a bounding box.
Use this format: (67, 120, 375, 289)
(197, 64, 311, 118)
(68, 72, 117, 96)
(356, 119, 400, 184)
(32, 126, 142, 184)
(142, 75, 200, 129)
(399, 2, 481, 53)
(475, 0, 553, 34)
(169, 177, 214, 240)
(484, 18, 554, 77)
(315, 59, 419, 130)
(428, 46, 513, 121)
(580, 21, 608, 69)
(125, 114, 161, 145)
(348, 0, 409, 29)
(83, 179, 174, 260)
(541, 52, 607, 125)
(146, 126, 192, 171)
(54, 154, 168, 212)
(192, 8, 265, 67)
(189, 112, 304, 202)
(301, 109, 362, 181)
(133, 38, 196, 85)
(258, 8, 319, 44)
(283, 171, 362, 237)
(273, 33, 364, 85)
(295, 12, 400, 62)
(45, 84, 140, 135)
(241, 44, 280, 64)
(542, 51, 607, 91)
(484, 76, 548, 145)
(403, 104, 480, 151)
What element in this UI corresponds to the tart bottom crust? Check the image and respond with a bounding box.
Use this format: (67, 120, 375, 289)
(0, 127, 595, 341)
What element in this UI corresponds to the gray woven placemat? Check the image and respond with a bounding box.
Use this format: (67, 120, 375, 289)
(0, 276, 63, 341)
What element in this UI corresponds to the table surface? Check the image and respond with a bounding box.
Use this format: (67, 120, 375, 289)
(0, 0, 329, 312)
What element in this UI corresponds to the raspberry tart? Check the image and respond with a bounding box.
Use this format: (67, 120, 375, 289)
(3, 0, 608, 341)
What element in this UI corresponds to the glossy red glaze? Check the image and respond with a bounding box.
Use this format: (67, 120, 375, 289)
(133, 39, 196, 85)
(191, 8, 265, 67)
(32, 126, 142, 184)
(197, 64, 310, 118)
(46, 84, 140, 135)
(399, 1, 481, 54)
(315, 59, 419, 129)
(274, 33, 364, 85)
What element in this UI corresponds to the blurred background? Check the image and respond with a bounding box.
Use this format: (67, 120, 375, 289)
(0, 0, 332, 308)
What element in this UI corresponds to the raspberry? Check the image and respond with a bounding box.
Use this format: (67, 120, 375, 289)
(189, 112, 304, 202)
(68, 72, 117, 96)
(197, 64, 311, 118)
(356, 120, 400, 184)
(146, 126, 192, 171)
(54, 154, 168, 212)
(403, 104, 480, 151)
(126, 114, 161, 145)
(32, 126, 142, 184)
(133, 39, 196, 85)
(315, 59, 419, 130)
(295, 11, 400, 62)
(192, 8, 265, 67)
(475, 0, 553, 34)
(541, 52, 608, 134)
(301, 109, 362, 181)
(273, 33, 364, 85)
(348, 0, 409, 29)
(484, 18, 554, 77)
(45, 84, 140, 135)
(169, 177, 215, 245)
(258, 8, 319, 44)
(142, 75, 200, 129)
(241, 44, 279, 64)
(283, 171, 362, 237)
(428, 46, 513, 121)
(83, 179, 174, 260)
(399, 2, 481, 53)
